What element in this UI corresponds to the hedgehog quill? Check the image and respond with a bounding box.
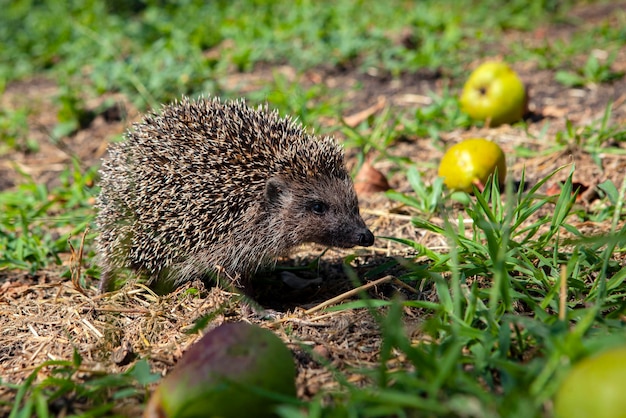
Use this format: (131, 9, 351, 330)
(96, 97, 375, 292)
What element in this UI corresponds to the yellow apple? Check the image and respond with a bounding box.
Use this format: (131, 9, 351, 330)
(555, 346, 626, 418)
(460, 61, 526, 126)
(438, 138, 506, 193)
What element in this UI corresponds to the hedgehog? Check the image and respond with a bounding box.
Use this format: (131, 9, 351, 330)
(96, 96, 375, 293)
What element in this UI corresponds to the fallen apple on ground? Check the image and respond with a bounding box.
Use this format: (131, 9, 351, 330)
(460, 61, 527, 126)
(438, 138, 506, 193)
(144, 322, 296, 418)
(554, 346, 626, 418)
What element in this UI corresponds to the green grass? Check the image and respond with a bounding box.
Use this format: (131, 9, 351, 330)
(4, 357, 159, 418)
(1, 0, 574, 109)
(516, 102, 626, 165)
(555, 52, 625, 87)
(2, 0, 626, 417)
(323, 169, 626, 417)
(0, 107, 36, 154)
(0, 162, 96, 272)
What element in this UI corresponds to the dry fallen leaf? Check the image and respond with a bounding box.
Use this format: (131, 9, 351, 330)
(343, 96, 387, 127)
(354, 161, 391, 196)
(546, 181, 596, 203)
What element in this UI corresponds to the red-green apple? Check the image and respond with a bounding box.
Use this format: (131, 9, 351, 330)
(144, 322, 296, 418)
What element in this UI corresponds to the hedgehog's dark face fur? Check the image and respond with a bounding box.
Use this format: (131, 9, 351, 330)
(261, 134, 374, 250)
(264, 173, 374, 249)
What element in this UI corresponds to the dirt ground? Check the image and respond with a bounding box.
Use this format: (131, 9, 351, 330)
(1, 2, 625, 415)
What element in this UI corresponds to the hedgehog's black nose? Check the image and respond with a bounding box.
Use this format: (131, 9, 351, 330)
(358, 230, 375, 247)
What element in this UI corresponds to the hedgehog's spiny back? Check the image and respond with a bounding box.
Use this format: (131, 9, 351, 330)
(151, 97, 348, 184)
(160, 98, 305, 160)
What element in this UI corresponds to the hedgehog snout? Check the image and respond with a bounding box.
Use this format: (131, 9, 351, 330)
(337, 222, 374, 248)
(343, 209, 374, 247)
(352, 210, 375, 247)
(311, 216, 375, 249)
(357, 229, 375, 247)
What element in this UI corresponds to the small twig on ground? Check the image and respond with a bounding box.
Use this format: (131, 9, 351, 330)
(68, 227, 89, 295)
(304, 275, 395, 315)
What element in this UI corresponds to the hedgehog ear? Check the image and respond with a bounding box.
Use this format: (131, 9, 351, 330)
(265, 176, 287, 206)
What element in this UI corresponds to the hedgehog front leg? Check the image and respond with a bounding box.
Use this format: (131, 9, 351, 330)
(98, 265, 117, 293)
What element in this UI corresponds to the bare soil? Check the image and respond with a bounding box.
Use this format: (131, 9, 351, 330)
(1, 2, 625, 415)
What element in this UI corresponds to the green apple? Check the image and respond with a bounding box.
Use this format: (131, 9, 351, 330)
(144, 322, 296, 418)
(555, 346, 626, 418)
(460, 61, 526, 126)
(438, 138, 506, 193)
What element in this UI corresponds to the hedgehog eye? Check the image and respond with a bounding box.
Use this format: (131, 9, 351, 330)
(310, 201, 329, 216)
